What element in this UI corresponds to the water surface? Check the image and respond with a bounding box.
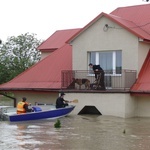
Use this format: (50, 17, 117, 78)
(1, 115, 150, 150)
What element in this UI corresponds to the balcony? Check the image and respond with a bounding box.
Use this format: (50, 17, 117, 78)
(61, 70, 137, 91)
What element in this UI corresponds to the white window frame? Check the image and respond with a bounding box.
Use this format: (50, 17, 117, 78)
(88, 50, 122, 76)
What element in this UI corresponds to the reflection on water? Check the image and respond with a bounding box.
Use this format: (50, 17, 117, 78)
(1, 115, 150, 150)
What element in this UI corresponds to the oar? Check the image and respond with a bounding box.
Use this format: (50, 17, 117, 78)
(70, 99, 78, 103)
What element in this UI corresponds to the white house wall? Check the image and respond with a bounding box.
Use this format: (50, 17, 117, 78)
(68, 15, 150, 118)
(138, 42, 150, 73)
(125, 94, 137, 117)
(65, 93, 136, 118)
(12, 91, 150, 118)
(40, 52, 51, 60)
(71, 17, 139, 71)
(13, 91, 150, 118)
(136, 96, 150, 117)
(14, 91, 58, 105)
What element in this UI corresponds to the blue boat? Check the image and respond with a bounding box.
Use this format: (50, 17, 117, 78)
(5, 105, 75, 122)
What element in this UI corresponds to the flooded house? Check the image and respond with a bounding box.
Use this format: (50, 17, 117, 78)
(0, 4, 150, 118)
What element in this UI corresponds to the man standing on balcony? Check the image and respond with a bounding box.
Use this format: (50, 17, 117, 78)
(89, 63, 105, 90)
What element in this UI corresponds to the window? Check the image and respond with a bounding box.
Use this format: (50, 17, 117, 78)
(89, 50, 122, 74)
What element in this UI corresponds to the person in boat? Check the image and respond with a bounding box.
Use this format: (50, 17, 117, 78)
(17, 97, 33, 114)
(56, 92, 70, 108)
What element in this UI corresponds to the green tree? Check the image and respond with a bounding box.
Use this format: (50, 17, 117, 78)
(0, 33, 42, 84)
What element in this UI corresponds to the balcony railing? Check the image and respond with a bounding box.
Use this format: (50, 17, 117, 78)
(61, 70, 137, 91)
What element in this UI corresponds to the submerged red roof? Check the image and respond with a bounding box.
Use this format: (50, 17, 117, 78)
(68, 4, 150, 43)
(0, 29, 81, 91)
(38, 28, 81, 51)
(0, 44, 72, 90)
(111, 4, 150, 40)
(1, 4, 150, 92)
(131, 50, 150, 94)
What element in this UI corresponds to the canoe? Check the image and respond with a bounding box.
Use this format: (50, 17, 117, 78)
(4, 105, 75, 122)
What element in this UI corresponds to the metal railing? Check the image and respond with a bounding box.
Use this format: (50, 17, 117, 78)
(61, 70, 137, 90)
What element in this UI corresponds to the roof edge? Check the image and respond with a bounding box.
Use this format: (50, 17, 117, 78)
(67, 12, 105, 43)
(0, 88, 61, 92)
(67, 11, 150, 43)
(104, 13, 149, 40)
(130, 91, 150, 96)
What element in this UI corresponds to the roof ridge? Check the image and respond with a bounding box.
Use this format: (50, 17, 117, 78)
(110, 4, 150, 14)
(109, 13, 146, 27)
(108, 14, 150, 38)
(56, 28, 81, 32)
(116, 3, 150, 9)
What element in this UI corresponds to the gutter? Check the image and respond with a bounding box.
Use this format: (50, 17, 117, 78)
(0, 92, 16, 107)
(130, 90, 150, 96)
(0, 88, 61, 92)
(139, 38, 150, 43)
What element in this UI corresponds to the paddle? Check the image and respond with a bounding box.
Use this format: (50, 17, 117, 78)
(70, 99, 78, 103)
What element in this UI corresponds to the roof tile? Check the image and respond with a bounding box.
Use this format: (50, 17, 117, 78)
(38, 28, 81, 51)
(0, 44, 72, 90)
(131, 50, 150, 93)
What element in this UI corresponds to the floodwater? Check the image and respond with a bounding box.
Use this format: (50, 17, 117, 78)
(1, 114, 150, 150)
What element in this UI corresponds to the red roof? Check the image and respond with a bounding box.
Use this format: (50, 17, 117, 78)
(111, 4, 150, 40)
(67, 4, 150, 43)
(0, 44, 72, 90)
(38, 29, 81, 52)
(1, 4, 150, 92)
(131, 50, 150, 95)
(0, 29, 81, 91)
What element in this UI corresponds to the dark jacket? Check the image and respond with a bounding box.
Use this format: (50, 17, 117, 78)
(92, 65, 105, 90)
(92, 65, 104, 79)
(56, 97, 68, 108)
(24, 103, 33, 112)
(93, 65, 103, 72)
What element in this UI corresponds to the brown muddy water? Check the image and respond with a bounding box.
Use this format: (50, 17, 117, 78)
(1, 100, 150, 150)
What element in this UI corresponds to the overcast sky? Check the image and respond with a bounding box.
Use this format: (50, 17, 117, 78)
(0, 0, 149, 41)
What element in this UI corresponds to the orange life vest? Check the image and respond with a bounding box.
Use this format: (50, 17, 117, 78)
(17, 101, 26, 114)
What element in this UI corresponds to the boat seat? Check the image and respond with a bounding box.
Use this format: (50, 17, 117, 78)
(32, 106, 42, 112)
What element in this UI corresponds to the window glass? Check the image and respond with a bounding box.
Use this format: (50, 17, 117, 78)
(116, 51, 122, 74)
(99, 52, 112, 73)
(89, 50, 122, 74)
(90, 52, 96, 64)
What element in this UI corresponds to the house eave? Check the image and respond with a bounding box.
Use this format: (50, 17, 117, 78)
(130, 91, 150, 96)
(0, 88, 61, 92)
(139, 38, 150, 43)
(39, 48, 57, 52)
